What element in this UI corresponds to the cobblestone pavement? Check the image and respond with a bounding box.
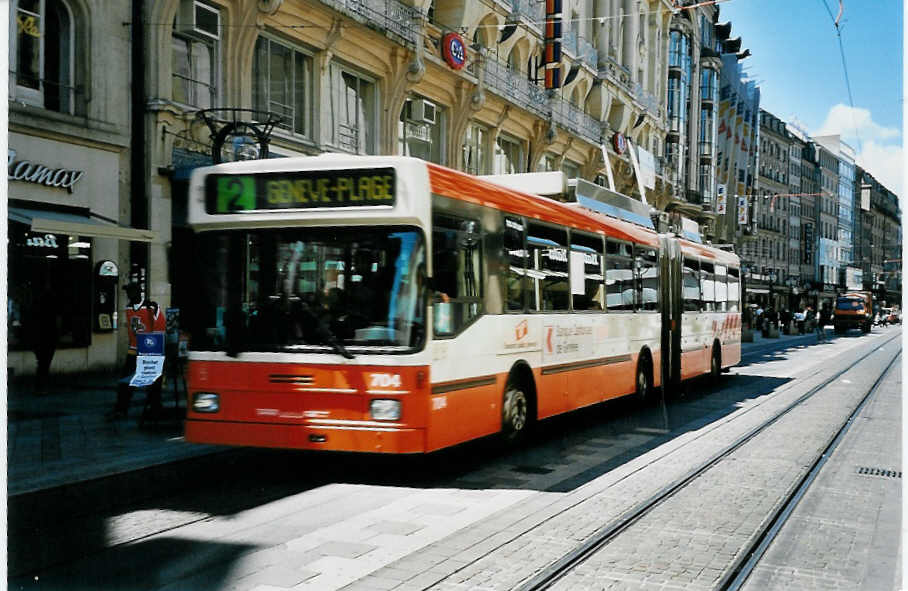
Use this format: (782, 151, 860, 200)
(358, 330, 900, 591)
(541, 338, 899, 590)
(7, 328, 901, 591)
(738, 356, 902, 591)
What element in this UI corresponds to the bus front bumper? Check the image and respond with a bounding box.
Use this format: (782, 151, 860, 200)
(185, 418, 426, 453)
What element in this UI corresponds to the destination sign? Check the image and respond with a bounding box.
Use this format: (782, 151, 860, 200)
(205, 167, 396, 213)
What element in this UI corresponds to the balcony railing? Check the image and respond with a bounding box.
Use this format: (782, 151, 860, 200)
(321, 0, 422, 46)
(481, 59, 549, 118)
(596, 58, 661, 118)
(577, 37, 598, 70)
(510, 0, 544, 33)
(551, 98, 601, 144)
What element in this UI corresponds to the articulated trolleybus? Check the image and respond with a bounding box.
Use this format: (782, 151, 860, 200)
(185, 154, 741, 453)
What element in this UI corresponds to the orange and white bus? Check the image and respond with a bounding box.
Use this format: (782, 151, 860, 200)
(184, 154, 741, 453)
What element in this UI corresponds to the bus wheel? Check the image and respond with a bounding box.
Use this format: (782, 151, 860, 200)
(635, 356, 652, 404)
(502, 379, 529, 443)
(710, 345, 722, 381)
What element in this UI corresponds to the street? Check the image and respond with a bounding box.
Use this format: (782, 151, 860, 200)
(9, 326, 902, 591)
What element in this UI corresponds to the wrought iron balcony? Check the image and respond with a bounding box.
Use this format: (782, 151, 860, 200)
(320, 0, 422, 46)
(510, 0, 544, 33)
(481, 59, 550, 118)
(550, 97, 601, 144)
(577, 37, 598, 70)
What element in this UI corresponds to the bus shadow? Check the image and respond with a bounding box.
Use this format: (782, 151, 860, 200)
(422, 372, 793, 492)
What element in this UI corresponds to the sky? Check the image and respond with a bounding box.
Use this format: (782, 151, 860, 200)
(718, 0, 903, 199)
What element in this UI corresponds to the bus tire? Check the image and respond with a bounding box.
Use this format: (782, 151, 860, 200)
(502, 377, 530, 444)
(710, 343, 722, 381)
(635, 353, 653, 404)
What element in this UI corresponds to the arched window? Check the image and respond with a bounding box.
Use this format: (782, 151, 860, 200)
(10, 0, 74, 113)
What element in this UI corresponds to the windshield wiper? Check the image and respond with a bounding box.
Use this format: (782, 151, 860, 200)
(313, 322, 355, 359)
(326, 334, 355, 359)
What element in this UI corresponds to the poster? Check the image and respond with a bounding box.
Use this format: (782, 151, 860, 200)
(130, 356, 165, 387)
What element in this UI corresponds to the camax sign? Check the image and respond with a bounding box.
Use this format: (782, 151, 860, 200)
(8, 149, 85, 193)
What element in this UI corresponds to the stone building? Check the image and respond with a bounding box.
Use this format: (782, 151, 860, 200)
(799, 140, 821, 301)
(815, 142, 840, 305)
(785, 126, 804, 308)
(712, 47, 759, 253)
(140, 0, 686, 317)
(654, 0, 723, 234)
(745, 108, 791, 309)
(855, 167, 902, 306)
(8, 0, 154, 377)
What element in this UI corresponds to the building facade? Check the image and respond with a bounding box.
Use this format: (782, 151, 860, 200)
(8, 0, 154, 377)
(855, 167, 902, 306)
(713, 47, 759, 251)
(143, 0, 687, 322)
(815, 143, 840, 305)
(785, 128, 804, 308)
(748, 108, 791, 309)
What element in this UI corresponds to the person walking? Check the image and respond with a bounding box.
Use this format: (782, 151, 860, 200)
(816, 305, 829, 342)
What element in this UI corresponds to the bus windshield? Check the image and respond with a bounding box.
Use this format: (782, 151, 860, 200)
(190, 226, 426, 354)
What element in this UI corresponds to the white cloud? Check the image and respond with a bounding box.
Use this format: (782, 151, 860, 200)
(815, 104, 901, 142)
(855, 141, 903, 200)
(812, 104, 903, 199)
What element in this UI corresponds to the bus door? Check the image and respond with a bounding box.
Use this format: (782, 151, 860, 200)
(659, 235, 682, 388)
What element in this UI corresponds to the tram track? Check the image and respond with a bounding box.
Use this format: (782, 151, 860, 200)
(9, 331, 896, 583)
(512, 330, 901, 591)
(720, 349, 902, 591)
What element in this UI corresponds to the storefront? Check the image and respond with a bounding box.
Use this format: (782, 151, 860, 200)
(7, 134, 154, 377)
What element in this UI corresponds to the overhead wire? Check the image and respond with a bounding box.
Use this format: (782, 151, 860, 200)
(816, 0, 862, 153)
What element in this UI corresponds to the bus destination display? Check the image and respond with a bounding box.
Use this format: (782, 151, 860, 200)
(205, 167, 396, 213)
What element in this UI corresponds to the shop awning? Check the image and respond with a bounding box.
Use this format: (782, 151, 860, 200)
(9, 207, 156, 242)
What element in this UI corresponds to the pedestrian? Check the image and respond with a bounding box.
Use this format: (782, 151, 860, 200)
(816, 305, 828, 342)
(107, 281, 166, 420)
(31, 276, 59, 395)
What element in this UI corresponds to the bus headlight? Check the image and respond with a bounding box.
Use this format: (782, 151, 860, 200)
(370, 399, 401, 421)
(192, 392, 220, 413)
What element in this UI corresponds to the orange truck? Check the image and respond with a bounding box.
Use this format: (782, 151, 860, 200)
(833, 291, 873, 334)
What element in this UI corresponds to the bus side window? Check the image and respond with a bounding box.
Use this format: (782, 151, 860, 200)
(527, 223, 569, 311)
(700, 262, 715, 312)
(715, 264, 728, 312)
(682, 258, 701, 312)
(636, 246, 659, 312)
(432, 214, 483, 336)
(727, 267, 740, 311)
(503, 216, 526, 312)
(570, 232, 604, 311)
(606, 240, 634, 311)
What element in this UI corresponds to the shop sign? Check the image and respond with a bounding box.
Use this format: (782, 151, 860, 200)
(8, 149, 85, 193)
(611, 132, 627, 155)
(441, 33, 467, 70)
(26, 233, 60, 248)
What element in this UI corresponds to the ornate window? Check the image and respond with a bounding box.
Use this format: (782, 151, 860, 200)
(328, 64, 376, 154)
(494, 135, 523, 174)
(252, 35, 313, 137)
(172, 2, 220, 108)
(10, 0, 75, 113)
(463, 122, 488, 175)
